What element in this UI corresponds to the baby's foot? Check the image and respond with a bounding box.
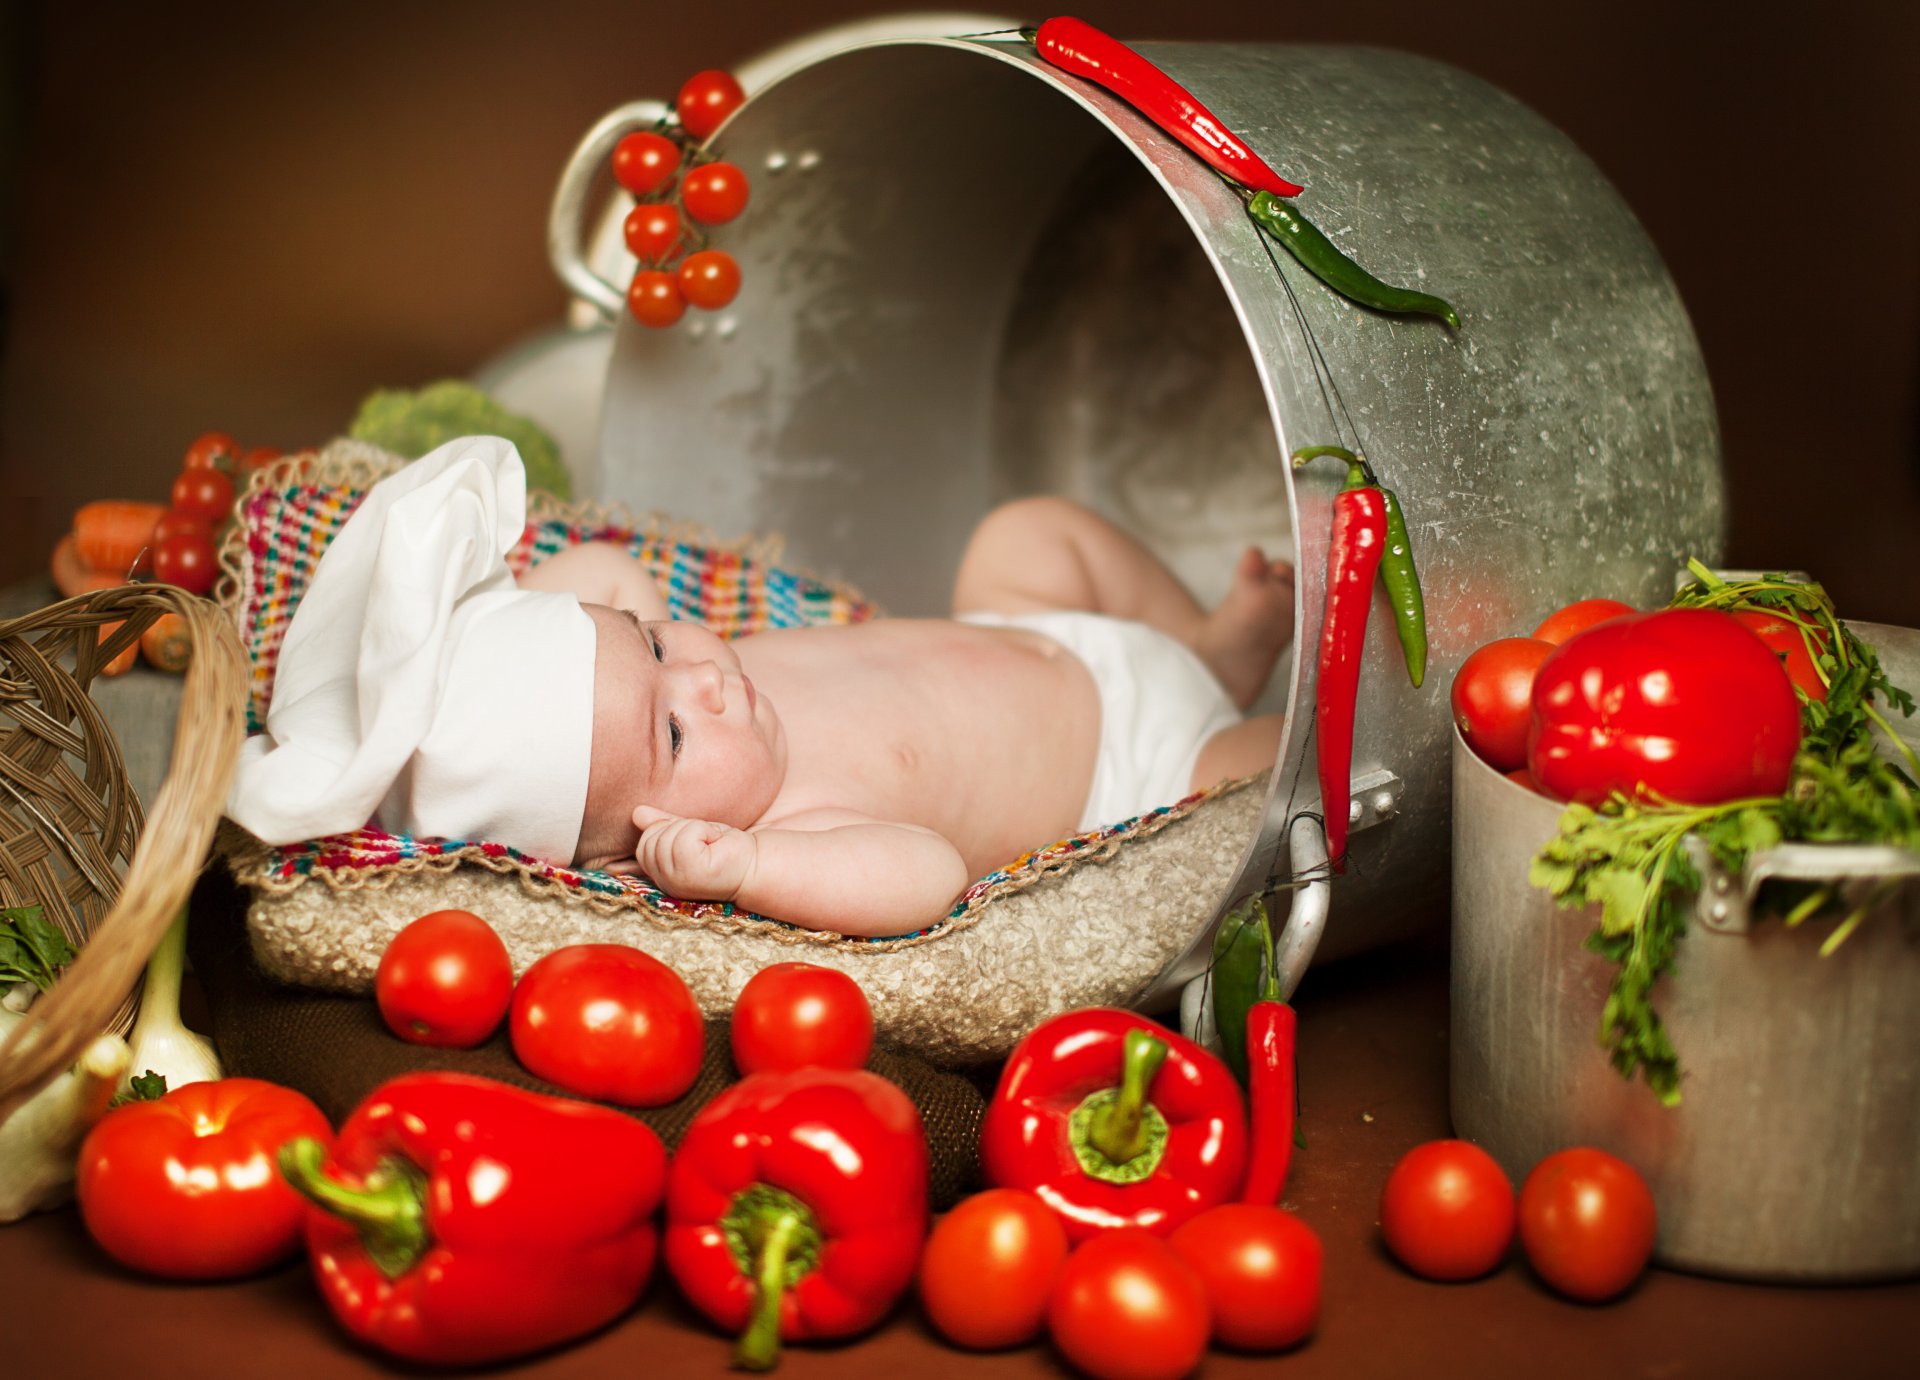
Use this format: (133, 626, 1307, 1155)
(1197, 546, 1296, 709)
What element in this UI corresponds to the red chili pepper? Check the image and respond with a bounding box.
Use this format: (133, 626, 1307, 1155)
(981, 1007, 1247, 1242)
(1309, 458, 1388, 869)
(1240, 998, 1298, 1205)
(1028, 16, 1305, 198)
(664, 1067, 929, 1371)
(277, 1072, 667, 1367)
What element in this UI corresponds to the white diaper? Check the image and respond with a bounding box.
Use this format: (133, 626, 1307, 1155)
(958, 609, 1242, 831)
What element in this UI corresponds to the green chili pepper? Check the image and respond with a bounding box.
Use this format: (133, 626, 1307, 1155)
(1248, 191, 1460, 329)
(1210, 897, 1269, 1087)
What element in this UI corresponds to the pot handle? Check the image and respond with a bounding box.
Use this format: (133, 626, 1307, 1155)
(1272, 812, 1333, 998)
(547, 100, 668, 322)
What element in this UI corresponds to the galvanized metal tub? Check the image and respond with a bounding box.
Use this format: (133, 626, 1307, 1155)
(556, 34, 1723, 999)
(1450, 623, 1920, 1281)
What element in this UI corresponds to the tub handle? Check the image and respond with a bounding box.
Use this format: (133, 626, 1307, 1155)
(1272, 812, 1333, 998)
(548, 100, 668, 322)
(1688, 836, 1920, 936)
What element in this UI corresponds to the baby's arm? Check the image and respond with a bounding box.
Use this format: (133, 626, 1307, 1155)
(517, 541, 671, 621)
(631, 807, 971, 937)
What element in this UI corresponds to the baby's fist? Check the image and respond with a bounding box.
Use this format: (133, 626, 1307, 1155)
(631, 808, 756, 901)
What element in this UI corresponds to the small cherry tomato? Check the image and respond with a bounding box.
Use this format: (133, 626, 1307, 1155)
(1379, 1138, 1516, 1281)
(151, 528, 218, 595)
(611, 129, 683, 197)
(182, 430, 239, 471)
(1733, 608, 1829, 703)
(1532, 597, 1635, 645)
(375, 909, 514, 1048)
(680, 161, 749, 225)
(920, 1189, 1070, 1350)
(1451, 636, 1556, 772)
(139, 611, 193, 673)
(170, 466, 236, 526)
(1518, 1147, 1658, 1302)
(1048, 1230, 1211, 1380)
(1505, 766, 1541, 793)
(623, 201, 685, 266)
(677, 248, 741, 310)
(627, 270, 686, 328)
(509, 943, 704, 1105)
(731, 962, 873, 1075)
(676, 68, 746, 140)
(1169, 1203, 1322, 1352)
(152, 508, 213, 548)
(77, 1078, 332, 1280)
(238, 445, 283, 481)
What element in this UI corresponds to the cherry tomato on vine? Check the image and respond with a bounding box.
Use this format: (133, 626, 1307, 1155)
(1451, 636, 1556, 773)
(170, 467, 235, 526)
(1169, 1204, 1322, 1352)
(1532, 597, 1635, 645)
(182, 430, 239, 472)
(627, 270, 687, 328)
(677, 249, 741, 310)
(375, 909, 514, 1048)
(1048, 1230, 1210, 1380)
(624, 202, 685, 266)
(151, 508, 211, 549)
(1733, 608, 1829, 703)
(676, 69, 746, 140)
(919, 1189, 1069, 1350)
(611, 130, 682, 198)
(152, 528, 218, 595)
(1518, 1147, 1657, 1302)
(238, 445, 283, 480)
(509, 943, 704, 1105)
(730, 962, 872, 1074)
(680, 162, 749, 225)
(1379, 1138, 1516, 1281)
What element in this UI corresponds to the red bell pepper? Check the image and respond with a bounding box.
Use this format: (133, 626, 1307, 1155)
(664, 1067, 929, 1371)
(277, 1071, 667, 1367)
(981, 1007, 1247, 1242)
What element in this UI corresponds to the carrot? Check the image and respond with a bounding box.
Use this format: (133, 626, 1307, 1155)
(51, 533, 124, 599)
(139, 612, 192, 673)
(97, 621, 140, 677)
(72, 501, 164, 579)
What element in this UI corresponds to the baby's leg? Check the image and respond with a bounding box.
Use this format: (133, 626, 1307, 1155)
(952, 495, 1293, 709)
(1190, 713, 1286, 792)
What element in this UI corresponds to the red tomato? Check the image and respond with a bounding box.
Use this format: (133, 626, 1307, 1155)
(680, 162, 750, 225)
(623, 202, 684, 266)
(151, 528, 218, 595)
(1529, 609, 1802, 806)
(1451, 637, 1556, 772)
(676, 68, 746, 140)
(1732, 608, 1829, 703)
(182, 430, 239, 471)
(730, 962, 873, 1075)
(170, 466, 236, 525)
(1169, 1204, 1322, 1352)
(376, 909, 514, 1048)
(1518, 1147, 1658, 1302)
(1049, 1230, 1210, 1380)
(77, 1078, 332, 1279)
(509, 944, 704, 1105)
(238, 445, 283, 480)
(611, 129, 682, 197)
(1505, 766, 1541, 793)
(920, 1189, 1070, 1349)
(627, 269, 686, 328)
(1533, 597, 1635, 645)
(152, 508, 213, 548)
(677, 249, 741, 310)
(1379, 1138, 1516, 1281)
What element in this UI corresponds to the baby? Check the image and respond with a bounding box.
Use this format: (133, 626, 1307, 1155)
(227, 440, 1292, 936)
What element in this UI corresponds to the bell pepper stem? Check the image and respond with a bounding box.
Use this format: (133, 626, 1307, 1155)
(1088, 1029, 1170, 1164)
(277, 1137, 428, 1280)
(736, 1208, 802, 1372)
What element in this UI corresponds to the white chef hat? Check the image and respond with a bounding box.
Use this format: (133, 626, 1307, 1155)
(224, 436, 596, 863)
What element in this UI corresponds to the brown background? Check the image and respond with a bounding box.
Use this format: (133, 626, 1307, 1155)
(3, 1, 1917, 621)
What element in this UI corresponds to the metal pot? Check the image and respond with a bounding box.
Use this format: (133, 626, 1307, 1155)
(554, 33, 1723, 1000)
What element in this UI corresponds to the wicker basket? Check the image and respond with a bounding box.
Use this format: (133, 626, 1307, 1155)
(0, 583, 247, 1123)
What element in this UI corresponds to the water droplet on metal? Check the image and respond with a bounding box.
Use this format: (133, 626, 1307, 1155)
(796, 150, 822, 171)
(765, 151, 789, 174)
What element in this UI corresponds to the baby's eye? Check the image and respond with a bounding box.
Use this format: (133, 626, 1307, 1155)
(667, 714, 683, 758)
(649, 629, 666, 662)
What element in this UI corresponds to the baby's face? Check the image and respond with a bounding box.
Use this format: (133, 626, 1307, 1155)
(576, 605, 786, 868)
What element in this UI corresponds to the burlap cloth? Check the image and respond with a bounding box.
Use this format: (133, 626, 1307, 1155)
(186, 869, 988, 1209)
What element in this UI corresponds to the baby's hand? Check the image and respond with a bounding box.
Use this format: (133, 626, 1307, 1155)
(631, 807, 757, 901)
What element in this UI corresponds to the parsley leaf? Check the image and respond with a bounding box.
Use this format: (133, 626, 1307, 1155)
(0, 905, 77, 992)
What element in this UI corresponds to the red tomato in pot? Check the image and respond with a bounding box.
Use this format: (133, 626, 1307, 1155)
(920, 1189, 1070, 1349)
(1518, 1147, 1657, 1302)
(1451, 637, 1556, 772)
(1533, 597, 1635, 645)
(509, 943, 704, 1105)
(376, 909, 514, 1048)
(1048, 1230, 1210, 1380)
(1169, 1203, 1322, 1351)
(1528, 608, 1802, 806)
(731, 961, 873, 1074)
(1379, 1138, 1516, 1281)
(77, 1077, 332, 1279)
(1732, 608, 1829, 703)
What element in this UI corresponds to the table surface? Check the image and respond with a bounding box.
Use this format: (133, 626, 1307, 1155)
(7, 930, 1916, 1380)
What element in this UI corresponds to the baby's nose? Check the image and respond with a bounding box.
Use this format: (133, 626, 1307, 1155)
(685, 659, 727, 712)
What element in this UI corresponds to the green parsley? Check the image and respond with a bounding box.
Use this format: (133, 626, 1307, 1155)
(0, 905, 77, 993)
